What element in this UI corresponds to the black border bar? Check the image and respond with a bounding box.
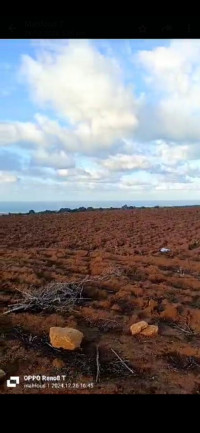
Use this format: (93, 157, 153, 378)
(0, 16, 199, 39)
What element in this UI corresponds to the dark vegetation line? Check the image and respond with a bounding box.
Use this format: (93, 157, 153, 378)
(2, 203, 200, 216)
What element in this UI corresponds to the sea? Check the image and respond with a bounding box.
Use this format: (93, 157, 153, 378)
(0, 200, 200, 214)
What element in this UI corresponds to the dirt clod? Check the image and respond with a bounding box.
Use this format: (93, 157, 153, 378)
(52, 358, 66, 369)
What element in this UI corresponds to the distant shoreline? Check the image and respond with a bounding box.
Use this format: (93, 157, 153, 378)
(1, 203, 200, 216)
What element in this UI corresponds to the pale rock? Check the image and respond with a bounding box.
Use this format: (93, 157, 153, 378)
(130, 321, 148, 335)
(140, 325, 158, 337)
(0, 369, 6, 380)
(50, 327, 83, 350)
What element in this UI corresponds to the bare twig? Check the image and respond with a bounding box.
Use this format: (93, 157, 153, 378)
(96, 345, 100, 383)
(3, 305, 27, 315)
(15, 287, 36, 299)
(111, 348, 135, 374)
(173, 323, 196, 335)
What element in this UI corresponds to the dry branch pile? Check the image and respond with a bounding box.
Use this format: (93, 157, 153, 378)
(3, 269, 122, 315)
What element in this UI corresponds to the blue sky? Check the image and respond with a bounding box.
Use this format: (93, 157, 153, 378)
(1, 38, 200, 202)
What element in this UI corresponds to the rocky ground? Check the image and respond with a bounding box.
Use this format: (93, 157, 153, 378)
(1, 207, 200, 394)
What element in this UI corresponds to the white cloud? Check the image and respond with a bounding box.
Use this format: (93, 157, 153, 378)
(0, 171, 17, 183)
(155, 181, 200, 191)
(33, 114, 79, 150)
(0, 119, 45, 146)
(153, 140, 189, 165)
(31, 148, 74, 169)
(0, 115, 79, 151)
(137, 40, 200, 142)
(100, 153, 151, 171)
(57, 168, 91, 179)
(119, 178, 152, 190)
(20, 40, 139, 150)
(57, 167, 111, 185)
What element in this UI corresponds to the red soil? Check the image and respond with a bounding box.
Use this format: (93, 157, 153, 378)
(1, 207, 200, 394)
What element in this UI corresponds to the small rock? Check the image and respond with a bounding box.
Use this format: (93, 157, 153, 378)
(140, 325, 158, 337)
(50, 327, 83, 350)
(111, 303, 121, 312)
(0, 369, 6, 381)
(160, 248, 170, 253)
(52, 358, 65, 369)
(130, 321, 148, 335)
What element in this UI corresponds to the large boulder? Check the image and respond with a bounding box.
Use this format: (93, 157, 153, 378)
(130, 321, 148, 335)
(50, 327, 83, 350)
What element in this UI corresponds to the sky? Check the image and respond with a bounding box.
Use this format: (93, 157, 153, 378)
(1, 38, 200, 202)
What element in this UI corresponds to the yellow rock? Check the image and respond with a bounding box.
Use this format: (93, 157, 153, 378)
(140, 325, 158, 337)
(50, 327, 83, 350)
(130, 321, 148, 335)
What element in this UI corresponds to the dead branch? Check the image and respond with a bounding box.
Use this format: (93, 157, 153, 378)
(173, 323, 196, 335)
(96, 345, 100, 383)
(3, 305, 28, 315)
(111, 348, 135, 374)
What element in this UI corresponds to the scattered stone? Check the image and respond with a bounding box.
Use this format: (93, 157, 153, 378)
(130, 321, 148, 335)
(50, 327, 84, 350)
(160, 248, 171, 253)
(140, 325, 158, 337)
(111, 303, 121, 312)
(52, 358, 65, 369)
(0, 369, 6, 381)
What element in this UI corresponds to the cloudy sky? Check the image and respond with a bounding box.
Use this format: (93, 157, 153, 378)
(1, 38, 200, 202)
